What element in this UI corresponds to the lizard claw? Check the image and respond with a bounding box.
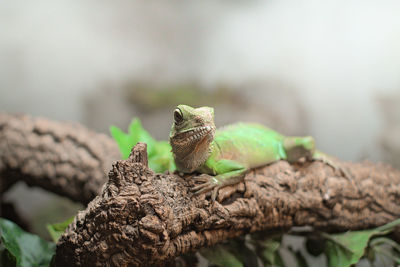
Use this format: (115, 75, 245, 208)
(192, 182, 215, 194)
(315, 155, 353, 182)
(192, 174, 211, 183)
(191, 175, 221, 201)
(211, 186, 221, 202)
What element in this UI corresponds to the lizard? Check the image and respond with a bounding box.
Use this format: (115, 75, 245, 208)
(169, 104, 352, 201)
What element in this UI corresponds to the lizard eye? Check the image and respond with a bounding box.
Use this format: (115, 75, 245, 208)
(174, 108, 183, 124)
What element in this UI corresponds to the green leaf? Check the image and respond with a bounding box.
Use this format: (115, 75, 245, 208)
(111, 118, 156, 159)
(253, 236, 284, 267)
(375, 218, 400, 232)
(46, 216, 75, 243)
(127, 118, 156, 156)
(324, 218, 400, 267)
(324, 229, 381, 267)
(110, 118, 155, 159)
(293, 250, 308, 267)
(368, 237, 400, 265)
(110, 125, 132, 159)
(149, 141, 176, 173)
(200, 244, 244, 267)
(110, 118, 176, 173)
(370, 237, 400, 254)
(0, 218, 55, 267)
(224, 238, 259, 267)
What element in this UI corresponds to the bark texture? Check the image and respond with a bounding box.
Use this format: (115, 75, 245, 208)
(0, 113, 120, 204)
(55, 143, 400, 267)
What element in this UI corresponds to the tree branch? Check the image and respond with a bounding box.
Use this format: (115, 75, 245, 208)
(55, 143, 400, 267)
(0, 113, 120, 204)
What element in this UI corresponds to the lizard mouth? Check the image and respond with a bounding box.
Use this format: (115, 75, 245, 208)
(172, 125, 215, 144)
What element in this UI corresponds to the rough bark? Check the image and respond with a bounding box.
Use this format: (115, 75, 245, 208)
(0, 113, 120, 204)
(55, 143, 400, 267)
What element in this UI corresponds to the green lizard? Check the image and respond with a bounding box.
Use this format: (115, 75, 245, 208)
(169, 104, 351, 201)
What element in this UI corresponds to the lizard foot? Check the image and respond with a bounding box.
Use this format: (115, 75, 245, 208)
(313, 154, 364, 196)
(191, 174, 221, 202)
(314, 154, 353, 182)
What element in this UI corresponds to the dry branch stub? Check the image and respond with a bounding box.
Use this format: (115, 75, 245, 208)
(55, 143, 400, 266)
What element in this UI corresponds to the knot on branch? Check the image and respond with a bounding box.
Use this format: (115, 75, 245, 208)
(128, 142, 148, 167)
(107, 142, 149, 194)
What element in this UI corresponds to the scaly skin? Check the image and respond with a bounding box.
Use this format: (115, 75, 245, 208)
(169, 105, 349, 201)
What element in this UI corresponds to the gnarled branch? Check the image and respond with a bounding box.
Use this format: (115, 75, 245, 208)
(55, 143, 400, 267)
(0, 113, 120, 204)
(1, 113, 399, 266)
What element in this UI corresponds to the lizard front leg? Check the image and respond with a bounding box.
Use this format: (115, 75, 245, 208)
(192, 159, 247, 201)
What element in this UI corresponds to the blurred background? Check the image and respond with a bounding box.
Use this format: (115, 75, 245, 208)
(1, 0, 400, 245)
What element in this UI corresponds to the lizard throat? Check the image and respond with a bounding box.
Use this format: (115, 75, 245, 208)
(170, 126, 215, 173)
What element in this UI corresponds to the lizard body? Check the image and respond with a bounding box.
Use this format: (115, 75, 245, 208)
(170, 104, 345, 200)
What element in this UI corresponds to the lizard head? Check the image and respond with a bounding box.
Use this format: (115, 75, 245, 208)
(169, 104, 216, 173)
